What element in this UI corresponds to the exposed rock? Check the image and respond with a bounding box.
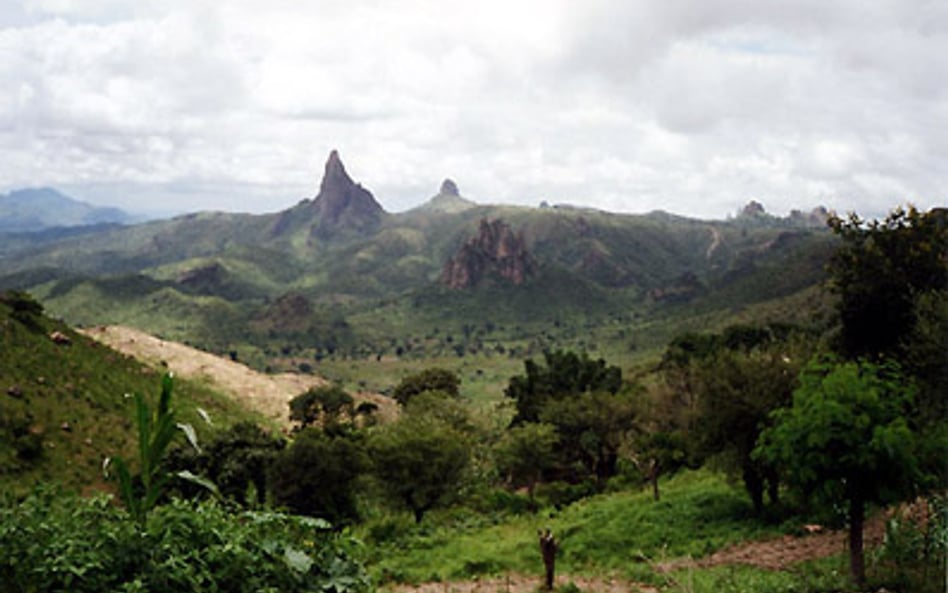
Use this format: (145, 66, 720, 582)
(309, 150, 385, 239)
(739, 201, 767, 218)
(269, 150, 385, 241)
(416, 179, 477, 214)
(7, 385, 23, 398)
(788, 206, 830, 228)
(49, 331, 71, 345)
(646, 272, 705, 303)
(440, 179, 459, 196)
(441, 219, 535, 289)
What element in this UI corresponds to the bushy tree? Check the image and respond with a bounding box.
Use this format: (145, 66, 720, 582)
(540, 391, 637, 486)
(756, 358, 921, 585)
(495, 422, 559, 503)
(660, 324, 809, 513)
(269, 429, 367, 527)
(167, 421, 285, 505)
(827, 205, 946, 361)
(368, 415, 469, 523)
(506, 350, 622, 425)
(392, 367, 460, 406)
(289, 384, 354, 430)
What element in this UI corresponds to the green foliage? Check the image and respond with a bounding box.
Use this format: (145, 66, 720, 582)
(872, 495, 947, 593)
(506, 350, 622, 425)
(0, 289, 45, 330)
(756, 357, 921, 584)
(495, 422, 559, 501)
(539, 391, 638, 485)
(368, 414, 470, 523)
(289, 384, 355, 430)
(827, 205, 947, 360)
(660, 324, 810, 513)
(269, 428, 367, 526)
(392, 367, 461, 406)
(166, 421, 286, 505)
(111, 374, 214, 525)
(0, 488, 370, 593)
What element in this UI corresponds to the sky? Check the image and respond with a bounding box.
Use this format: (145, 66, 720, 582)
(0, 0, 945, 219)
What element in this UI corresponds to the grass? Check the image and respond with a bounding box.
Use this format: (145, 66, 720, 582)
(360, 470, 785, 586)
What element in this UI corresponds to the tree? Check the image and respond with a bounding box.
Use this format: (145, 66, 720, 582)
(506, 350, 622, 425)
(269, 428, 366, 526)
(167, 421, 285, 505)
(827, 206, 947, 361)
(368, 415, 469, 522)
(289, 384, 354, 430)
(539, 391, 638, 486)
(660, 325, 810, 513)
(495, 422, 559, 504)
(392, 367, 460, 406)
(755, 358, 921, 585)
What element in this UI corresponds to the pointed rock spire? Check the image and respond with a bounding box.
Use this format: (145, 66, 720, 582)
(310, 150, 384, 239)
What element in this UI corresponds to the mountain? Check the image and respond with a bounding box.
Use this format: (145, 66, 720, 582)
(0, 188, 134, 232)
(414, 179, 477, 214)
(0, 151, 840, 366)
(271, 150, 385, 242)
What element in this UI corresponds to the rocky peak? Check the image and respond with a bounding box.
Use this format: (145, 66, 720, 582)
(440, 179, 459, 196)
(739, 200, 767, 218)
(417, 178, 476, 214)
(441, 218, 535, 289)
(309, 150, 385, 239)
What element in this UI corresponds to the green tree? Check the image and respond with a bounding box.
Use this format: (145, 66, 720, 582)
(269, 428, 366, 526)
(540, 391, 638, 486)
(827, 206, 947, 361)
(392, 367, 460, 406)
(368, 415, 469, 523)
(167, 421, 285, 505)
(494, 422, 559, 504)
(755, 358, 921, 585)
(289, 384, 354, 430)
(506, 350, 622, 425)
(660, 324, 811, 513)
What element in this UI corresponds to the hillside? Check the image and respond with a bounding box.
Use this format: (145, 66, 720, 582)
(0, 291, 273, 496)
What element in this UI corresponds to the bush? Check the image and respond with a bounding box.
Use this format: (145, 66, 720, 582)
(0, 488, 370, 593)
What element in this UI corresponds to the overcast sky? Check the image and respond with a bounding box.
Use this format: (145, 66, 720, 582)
(0, 0, 945, 219)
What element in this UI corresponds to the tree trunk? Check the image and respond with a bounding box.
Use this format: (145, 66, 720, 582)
(848, 494, 866, 586)
(742, 464, 764, 515)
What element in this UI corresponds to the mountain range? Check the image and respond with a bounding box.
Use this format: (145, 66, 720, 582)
(0, 151, 837, 366)
(0, 187, 136, 232)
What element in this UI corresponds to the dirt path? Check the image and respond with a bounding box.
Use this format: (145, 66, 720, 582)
(80, 325, 397, 427)
(388, 575, 659, 593)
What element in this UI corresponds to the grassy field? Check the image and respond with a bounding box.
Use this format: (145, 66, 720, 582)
(358, 469, 864, 592)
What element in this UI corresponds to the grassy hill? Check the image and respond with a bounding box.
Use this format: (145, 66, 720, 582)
(0, 291, 268, 497)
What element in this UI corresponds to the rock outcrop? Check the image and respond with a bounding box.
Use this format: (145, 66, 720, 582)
(309, 150, 384, 238)
(271, 150, 385, 241)
(441, 219, 535, 289)
(415, 178, 477, 214)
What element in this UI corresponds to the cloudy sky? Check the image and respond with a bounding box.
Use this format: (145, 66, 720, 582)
(0, 0, 945, 219)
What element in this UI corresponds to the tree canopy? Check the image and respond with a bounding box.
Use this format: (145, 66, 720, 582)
(756, 358, 921, 585)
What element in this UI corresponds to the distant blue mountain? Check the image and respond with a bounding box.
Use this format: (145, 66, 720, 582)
(0, 188, 134, 232)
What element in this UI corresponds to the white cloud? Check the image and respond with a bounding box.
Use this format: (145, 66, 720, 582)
(0, 0, 944, 220)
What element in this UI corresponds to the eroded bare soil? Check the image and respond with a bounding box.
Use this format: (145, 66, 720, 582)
(80, 325, 397, 427)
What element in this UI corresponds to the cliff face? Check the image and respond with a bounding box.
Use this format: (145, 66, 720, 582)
(441, 218, 535, 289)
(310, 150, 384, 238)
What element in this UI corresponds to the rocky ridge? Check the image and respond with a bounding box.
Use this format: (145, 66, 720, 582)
(441, 218, 535, 289)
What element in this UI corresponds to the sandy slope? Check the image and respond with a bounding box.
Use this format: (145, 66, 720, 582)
(80, 325, 396, 427)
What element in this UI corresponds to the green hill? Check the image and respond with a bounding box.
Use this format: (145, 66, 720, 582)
(0, 291, 267, 497)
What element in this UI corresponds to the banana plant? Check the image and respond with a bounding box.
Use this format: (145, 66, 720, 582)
(111, 373, 219, 526)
